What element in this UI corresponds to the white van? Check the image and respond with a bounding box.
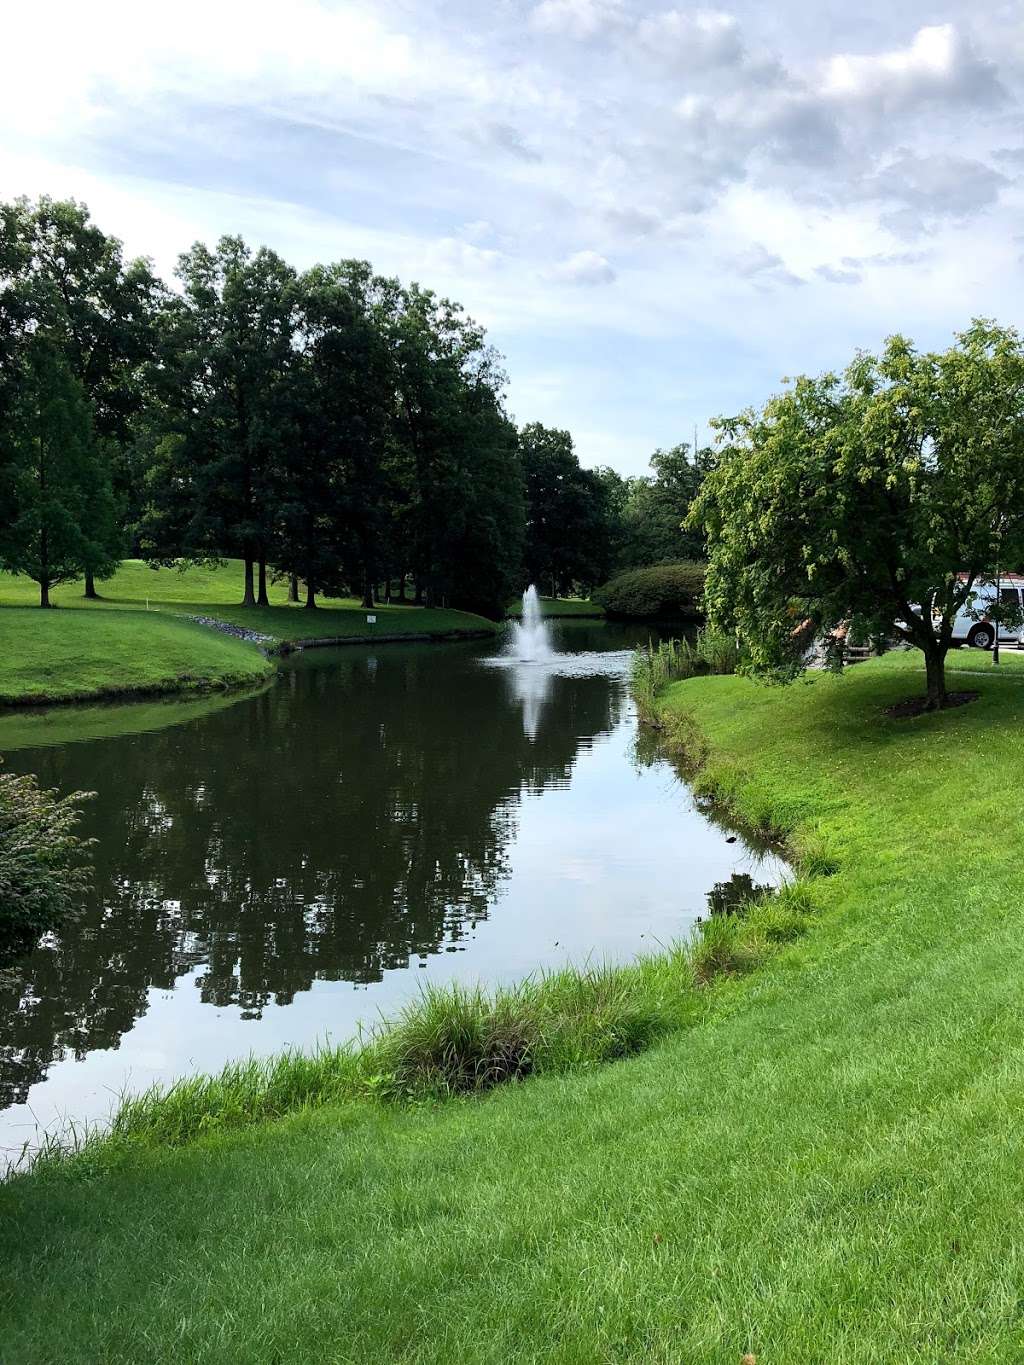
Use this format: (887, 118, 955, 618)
(949, 574, 1024, 650)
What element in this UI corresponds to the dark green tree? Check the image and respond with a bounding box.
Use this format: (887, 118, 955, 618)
(0, 340, 100, 606)
(618, 443, 710, 568)
(519, 422, 614, 595)
(0, 197, 162, 595)
(145, 236, 298, 606)
(384, 285, 524, 615)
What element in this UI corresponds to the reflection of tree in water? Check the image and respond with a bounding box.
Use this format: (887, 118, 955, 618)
(0, 645, 623, 1104)
(705, 873, 774, 917)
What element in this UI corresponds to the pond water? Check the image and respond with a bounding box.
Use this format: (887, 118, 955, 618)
(0, 622, 785, 1157)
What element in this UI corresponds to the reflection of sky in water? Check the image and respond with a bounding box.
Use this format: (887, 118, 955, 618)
(0, 631, 785, 1160)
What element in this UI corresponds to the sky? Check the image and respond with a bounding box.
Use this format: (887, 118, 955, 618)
(3, 0, 1023, 475)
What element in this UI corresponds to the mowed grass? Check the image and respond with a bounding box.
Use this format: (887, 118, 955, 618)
(0, 609, 272, 706)
(506, 594, 604, 618)
(6, 650, 1024, 1360)
(0, 560, 500, 647)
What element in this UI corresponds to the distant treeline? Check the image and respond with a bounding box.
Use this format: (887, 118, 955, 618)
(0, 197, 707, 614)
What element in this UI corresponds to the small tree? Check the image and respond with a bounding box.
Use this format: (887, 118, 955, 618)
(690, 321, 1024, 710)
(0, 340, 97, 606)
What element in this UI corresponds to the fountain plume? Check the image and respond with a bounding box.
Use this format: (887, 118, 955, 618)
(507, 585, 553, 662)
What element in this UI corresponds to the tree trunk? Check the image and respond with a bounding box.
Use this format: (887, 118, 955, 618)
(83, 570, 98, 600)
(414, 580, 424, 606)
(305, 580, 317, 609)
(362, 575, 375, 609)
(924, 645, 947, 710)
(242, 556, 256, 607)
(288, 574, 299, 603)
(39, 578, 51, 609)
(397, 574, 407, 603)
(257, 558, 269, 607)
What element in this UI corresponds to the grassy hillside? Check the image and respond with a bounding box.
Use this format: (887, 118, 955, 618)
(0, 560, 500, 648)
(506, 594, 604, 618)
(0, 610, 273, 707)
(4, 649, 1024, 1360)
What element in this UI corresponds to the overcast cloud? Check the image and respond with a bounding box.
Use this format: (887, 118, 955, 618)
(3, 0, 1022, 472)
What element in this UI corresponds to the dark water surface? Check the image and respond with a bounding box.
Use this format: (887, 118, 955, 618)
(0, 622, 784, 1155)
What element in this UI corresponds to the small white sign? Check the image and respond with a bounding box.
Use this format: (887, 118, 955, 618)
(367, 615, 377, 624)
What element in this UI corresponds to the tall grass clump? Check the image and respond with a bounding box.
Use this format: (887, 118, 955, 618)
(632, 628, 742, 718)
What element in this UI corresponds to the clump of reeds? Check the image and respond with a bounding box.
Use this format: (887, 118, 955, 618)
(631, 628, 743, 718)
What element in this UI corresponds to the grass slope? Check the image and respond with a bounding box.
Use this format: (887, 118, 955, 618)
(5, 650, 1024, 1360)
(0, 560, 499, 648)
(0, 610, 272, 706)
(506, 595, 604, 618)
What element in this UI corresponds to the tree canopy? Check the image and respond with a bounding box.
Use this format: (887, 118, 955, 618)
(691, 320, 1024, 708)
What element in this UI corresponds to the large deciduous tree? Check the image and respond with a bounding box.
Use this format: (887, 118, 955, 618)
(147, 236, 299, 606)
(0, 197, 162, 597)
(519, 423, 614, 595)
(691, 321, 1024, 710)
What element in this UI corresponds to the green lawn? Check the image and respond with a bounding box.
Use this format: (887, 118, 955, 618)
(6, 650, 1024, 1360)
(0, 560, 500, 648)
(506, 594, 604, 618)
(0, 560, 498, 705)
(0, 609, 273, 706)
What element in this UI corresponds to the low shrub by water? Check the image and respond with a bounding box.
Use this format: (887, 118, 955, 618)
(592, 562, 705, 620)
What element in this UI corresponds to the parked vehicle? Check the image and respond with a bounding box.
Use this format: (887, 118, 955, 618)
(949, 574, 1024, 649)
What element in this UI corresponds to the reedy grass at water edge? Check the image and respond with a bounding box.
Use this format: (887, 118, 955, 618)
(22, 892, 813, 1172)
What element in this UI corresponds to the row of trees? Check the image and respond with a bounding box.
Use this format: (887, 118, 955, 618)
(1, 197, 708, 615)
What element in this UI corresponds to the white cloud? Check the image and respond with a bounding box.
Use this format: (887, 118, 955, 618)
(529, 0, 623, 39)
(636, 9, 743, 69)
(546, 250, 617, 285)
(821, 24, 1002, 110)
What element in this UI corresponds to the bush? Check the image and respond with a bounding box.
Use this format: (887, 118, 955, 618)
(0, 767, 92, 961)
(592, 562, 705, 620)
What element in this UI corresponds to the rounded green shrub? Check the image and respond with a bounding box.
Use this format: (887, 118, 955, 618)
(592, 562, 705, 620)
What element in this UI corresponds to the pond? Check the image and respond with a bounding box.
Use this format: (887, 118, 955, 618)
(0, 621, 786, 1157)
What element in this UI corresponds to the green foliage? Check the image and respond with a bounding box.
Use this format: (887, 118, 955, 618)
(691, 319, 1024, 708)
(631, 627, 741, 716)
(616, 442, 712, 568)
(519, 423, 614, 594)
(0, 766, 92, 960)
(0, 341, 97, 604)
(592, 560, 705, 619)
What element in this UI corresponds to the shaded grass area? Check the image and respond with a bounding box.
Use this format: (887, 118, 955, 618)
(506, 595, 604, 618)
(0, 560, 500, 648)
(0, 609, 273, 706)
(5, 650, 1024, 1359)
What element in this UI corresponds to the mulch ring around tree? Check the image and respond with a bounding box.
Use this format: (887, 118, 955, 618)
(885, 690, 980, 720)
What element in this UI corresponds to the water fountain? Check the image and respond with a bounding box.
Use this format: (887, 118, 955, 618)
(507, 584, 553, 662)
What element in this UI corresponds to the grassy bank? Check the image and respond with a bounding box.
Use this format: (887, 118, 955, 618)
(0, 609, 273, 706)
(0, 560, 498, 706)
(0, 560, 500, 650)
(4, 650, 1024, 1360)
(506, 594, 604, 618)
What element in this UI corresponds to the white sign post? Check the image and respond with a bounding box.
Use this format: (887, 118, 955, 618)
(366, 615, 377, 626)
